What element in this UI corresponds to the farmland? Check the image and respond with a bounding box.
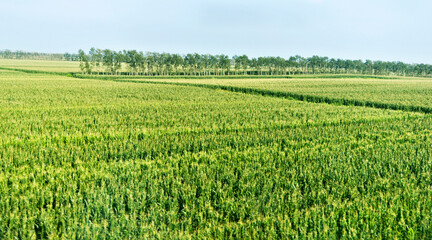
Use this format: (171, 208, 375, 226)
(1, 61, 432, 239)
(104, 77, 432, 111)
(0, 59, 79, 73)
(179, 77, 432, 109)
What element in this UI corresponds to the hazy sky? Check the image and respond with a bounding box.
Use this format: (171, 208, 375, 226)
(1, 0, 431, 63)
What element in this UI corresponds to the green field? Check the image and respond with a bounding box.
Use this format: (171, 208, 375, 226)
(115, 77, 432, 110)
(1, 62, 432, 239)
(0, 59, 79, 73)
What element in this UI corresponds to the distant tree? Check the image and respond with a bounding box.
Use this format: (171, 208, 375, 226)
(78, 49, 91, 74)
(102, 49, 114, 74)
(125, 50, 140, 75)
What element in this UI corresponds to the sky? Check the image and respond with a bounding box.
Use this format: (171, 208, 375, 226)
(1, 0, 431, 63)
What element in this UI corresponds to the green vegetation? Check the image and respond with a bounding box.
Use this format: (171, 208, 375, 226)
(1, 63, 432, 239)
(131, 77, 432, 110)
(74, 48, 432, 77)
(3, 48, 432, 77)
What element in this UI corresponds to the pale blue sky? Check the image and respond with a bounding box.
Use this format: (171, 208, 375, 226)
(1, 0, 431, 63)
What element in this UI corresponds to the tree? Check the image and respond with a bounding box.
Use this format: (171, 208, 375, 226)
(78, 49, 91, 74)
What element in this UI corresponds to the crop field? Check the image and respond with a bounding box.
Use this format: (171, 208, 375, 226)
(1, 62, 432, 239)
(0, 59, 79, 73)
(117, 77, 432, 110)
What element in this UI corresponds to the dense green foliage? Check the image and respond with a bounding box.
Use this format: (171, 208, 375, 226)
(1, 67, 432, 239)
(77, 48, 432, 77)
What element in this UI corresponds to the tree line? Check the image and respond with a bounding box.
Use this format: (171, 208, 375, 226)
(78, 48, 432, 77)
(0, 50, 78, 61)
(2, 48, 431, 77)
